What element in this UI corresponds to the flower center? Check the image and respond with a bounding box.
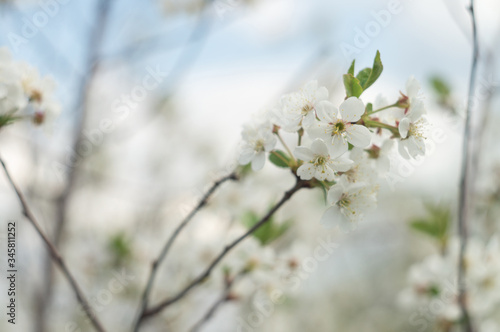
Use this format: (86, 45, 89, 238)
(331, 120, 347, 136)
(301, 104, 313, 115)
(255, 140, 265, 152)
(313, 155, 327, 166)
(407, 119, 426, 139)
(337, 193, 351, 208)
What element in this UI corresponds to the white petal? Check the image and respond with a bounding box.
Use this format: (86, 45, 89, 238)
(315, 100, 336, 123)
(314, 86, 329, 102)
(339, 97, 365, 122)
(263, 135, 277, 151)
(398, 118, 410, 138)
(329, 134, 348, 158)
(329, 158, 353, 172)
(302, 111, 316, 127)
(322, 165, 336, 181)
(409, 99, 426, 120)
(239, 148, 255, 165)
(306, 122, 332, 141)
(346, 125, 371, 148)
(251, 151, 266, 171)
(398, 140, 410, 159)
(406, 76, 421, 99)
(297, 163, 315, 180)
(310, 138, 329, 156)
(320, 206, 341, 228)
(294, 146, 314, 161)
(327, 184, 344, 205)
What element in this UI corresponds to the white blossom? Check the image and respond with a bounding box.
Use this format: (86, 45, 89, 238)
(398, 99, 427, 159)
(277, 80, 329, 132)
(294, 139, 352, 181)
(320, 178, 376, 229)
(307, 97, 371, 157)
(238, 117, 277, 171)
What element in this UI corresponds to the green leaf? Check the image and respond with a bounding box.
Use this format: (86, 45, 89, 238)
(430, 76, 451, 98)
(365, 103, 373, 114)
(362, 50, 383, 90)
(269, 150, 290, 168)
(0, 114, 17, 128)
(347, 59, 355, 76)
(108, 232, 132, 265)
(242, 211, 291, 245)
(356, 68, 372, 88)
(409, 204, 450, 243)
(343, 74, 364, 98)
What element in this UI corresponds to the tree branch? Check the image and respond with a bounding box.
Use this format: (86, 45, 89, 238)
(189, 271, 245, 332)
(0, 158, 107, 332)
(458, 1, 479, 331)
(135, 177, 308, 328)
(132, 172, 238, 331)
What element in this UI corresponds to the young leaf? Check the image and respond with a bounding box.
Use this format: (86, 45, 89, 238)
(347, 59, 355, 76)
(362, 50, 383, 90)
(356, 68, 372, 88)
(343, 74, 363, 98)
(269, 150, 290, 168)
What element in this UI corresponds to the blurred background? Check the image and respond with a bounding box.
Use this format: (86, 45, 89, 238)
(0, 0, 500, 331)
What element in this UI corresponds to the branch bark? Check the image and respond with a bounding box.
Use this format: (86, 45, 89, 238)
(0, 158, 107, 332)
(457, 1, 479, 331)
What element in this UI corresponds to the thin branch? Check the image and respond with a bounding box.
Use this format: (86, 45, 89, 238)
(458, 1, 479, 331)
(0, 158, 106, 332)
(136, 178, 308, 327)
(189, 272, 245, 332)
(36, 1, 114, 331)
(132, 172, 238, 331)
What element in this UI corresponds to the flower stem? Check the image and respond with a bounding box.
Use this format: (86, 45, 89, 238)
(368, 103, 399, 115)
(276, 132, 297, 165)
(363, 119, 400, 137)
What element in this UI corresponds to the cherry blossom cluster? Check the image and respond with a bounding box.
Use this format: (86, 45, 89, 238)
(238, 52, 429, 229)
(0, 47, 60, 129)
(399, 237, 500, 329)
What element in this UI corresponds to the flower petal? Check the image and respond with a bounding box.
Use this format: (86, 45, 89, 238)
(339, 97, 365, 122)
(310, 138, 329, 156)
(251, 151, 266, 171)
(315, 100, 337, 123)
(294, 146, 315, 161)
(306, 121, 332, 141)
(328, 134, 348, 158)
(297, 163, 315, 180)
(406, 76, 421, 99)
(346, 124, 371, 148)
(327, 184, 344, 205)
(398, 117, 410, 138)
(320, 206, 341, 228)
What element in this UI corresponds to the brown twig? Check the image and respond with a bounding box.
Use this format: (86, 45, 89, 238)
(132, 172, 238, 331)
(35, 1, 114, 331)
(0, 158, 106, 332)
(189, 271, 245, 332)
(135, 178, 307, 329)
(457, 1, 479, 331)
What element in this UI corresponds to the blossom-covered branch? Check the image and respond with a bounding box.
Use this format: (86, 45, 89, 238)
(0, 158, 107, 332)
